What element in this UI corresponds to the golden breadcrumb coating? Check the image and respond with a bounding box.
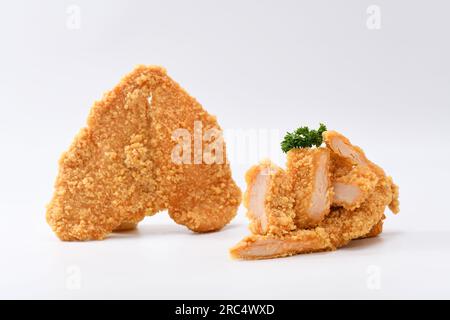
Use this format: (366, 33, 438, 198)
(358, 216, 384, 239)
(366, 220, 384, 238)
(114, 222, 138, 231)
(230, 130, 400, 260)
(47, 65, 241, 240)
(244, 160, 296, 236)
(287, 148, 332, 228)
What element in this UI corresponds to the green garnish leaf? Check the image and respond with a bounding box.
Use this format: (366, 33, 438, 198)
(281, 123, 327, 153)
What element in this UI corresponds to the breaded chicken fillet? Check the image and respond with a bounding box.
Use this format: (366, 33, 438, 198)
(244, 161, 296, 235)
(287, 148, 332, 228)
(47, 66, 241, 240)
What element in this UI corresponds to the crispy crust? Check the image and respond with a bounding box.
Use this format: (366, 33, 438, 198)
(388, 177, 400, 214)
(46, 65, 241, 240)
(287, 148, 332, 228)
(359, 217, 384, 239)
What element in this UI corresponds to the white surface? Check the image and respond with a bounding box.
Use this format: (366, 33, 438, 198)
(1, 0, 450, 299)
(1, 212, 450, 299)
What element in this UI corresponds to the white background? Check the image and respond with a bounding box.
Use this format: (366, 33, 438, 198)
(0, 0, 449, 299)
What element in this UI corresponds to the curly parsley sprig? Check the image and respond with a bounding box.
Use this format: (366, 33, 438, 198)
(281, 123, 327, 153)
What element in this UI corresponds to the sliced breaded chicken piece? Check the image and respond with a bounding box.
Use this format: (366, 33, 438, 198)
(230, 174, 397, 260)
(287, 148, 332, 229)
(229, 228, 331, 260)
(332, 165, 378, 210)
(324, 130, 385, 176)
(244, 161, 296, 235)
(324, 130, 399, 212)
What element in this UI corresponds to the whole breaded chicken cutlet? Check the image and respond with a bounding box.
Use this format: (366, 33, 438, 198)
(47, 66, 241, 241)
